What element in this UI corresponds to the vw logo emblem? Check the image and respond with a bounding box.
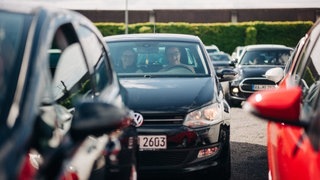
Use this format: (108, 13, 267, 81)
(133, 112, 144, 127)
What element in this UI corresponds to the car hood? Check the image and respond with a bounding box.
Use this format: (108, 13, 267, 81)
(237, 65, 284, 78)
(119, 77, 215, 113)
(212, 61, 230, 66)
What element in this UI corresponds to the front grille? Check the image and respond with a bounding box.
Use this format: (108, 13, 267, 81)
(239, 77, 276, 93)
(141, 113, 185, 125)
(138, 150, 191, 167)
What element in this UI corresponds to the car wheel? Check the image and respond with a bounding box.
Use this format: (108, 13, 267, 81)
(230, 99, 242, 107)
(225, 86, 241, 108)
(219, 145, 231, 180)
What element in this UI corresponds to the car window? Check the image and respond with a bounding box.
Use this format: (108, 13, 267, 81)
(106, 40, 209, 76)
(0, 11, 31, 123)
(50, 24, 90, 109)
(209, 53, 231, 62)
(298, 35, 320, 120)
(78, 25, 111, 93)
(284, 37, 307, 75)
(239, 50, 291, 65)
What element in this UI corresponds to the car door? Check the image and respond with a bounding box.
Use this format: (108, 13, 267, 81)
(19, 21, 89, 179)
(270, 23, 320, 180)
(76, 25, 138, 179)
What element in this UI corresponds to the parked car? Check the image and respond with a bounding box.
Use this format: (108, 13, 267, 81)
(231, 46, 244, 61)
(244, 19, 320, 180)
(226, 44, 293, 107)
(205, 44, 220, 54)
(0, 2, 138, 180)
(209, 51, 235, 74)
(105, 33, 237, 179)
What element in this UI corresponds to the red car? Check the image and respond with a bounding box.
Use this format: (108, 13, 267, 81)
(244, 19, 320, 180)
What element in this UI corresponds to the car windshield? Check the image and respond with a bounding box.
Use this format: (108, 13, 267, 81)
(107, 40, 209, 77)
(0, 11, 31, 124)
(209, 53, 231, 62)
(239, 49, 292, 65)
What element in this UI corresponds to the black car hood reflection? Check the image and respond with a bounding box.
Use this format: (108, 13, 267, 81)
(119, 77, 215, 112)
(212, 61, 231, 67)
(237, 65, 284, 78)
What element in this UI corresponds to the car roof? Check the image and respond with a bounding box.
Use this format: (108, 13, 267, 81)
(244, 44, 293, 51)
(211, 51, 230, 55)
(104, 33, 202, 43)
(205, 45, 219, 49)
(0, 1, 86, 21)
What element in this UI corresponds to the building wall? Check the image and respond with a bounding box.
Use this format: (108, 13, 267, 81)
(77, 8, 320, 23)
(237, 9, 317, 22)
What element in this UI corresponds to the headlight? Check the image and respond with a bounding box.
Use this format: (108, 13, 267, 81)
(183, 103, 222, 128)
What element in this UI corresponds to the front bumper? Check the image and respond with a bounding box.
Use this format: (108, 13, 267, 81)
(137, 122, 229, 175)
(229, 77, 276, 101)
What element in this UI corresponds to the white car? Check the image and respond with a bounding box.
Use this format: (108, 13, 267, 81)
(205, 45, 220, 54)
(231, 46, 244, 61)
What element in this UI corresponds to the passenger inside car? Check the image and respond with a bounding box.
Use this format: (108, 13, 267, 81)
(249, 54, 265, 65)
(118, 48, 140, 73)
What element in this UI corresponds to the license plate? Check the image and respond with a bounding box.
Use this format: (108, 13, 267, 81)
(252, 84, 275, 90)
(138, 135, 167, 150)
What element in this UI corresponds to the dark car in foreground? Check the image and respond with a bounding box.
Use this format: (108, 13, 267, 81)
(244, 19, 320, 180)
(105, 33, 237, 179)
(226, 44, 293, 107)
(0, 2, 137, 179)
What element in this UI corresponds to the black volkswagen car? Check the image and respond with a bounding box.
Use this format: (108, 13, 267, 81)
(226, 44, 293, 107)
(105, 33, 236, 179)
(0, 2, 137, 179)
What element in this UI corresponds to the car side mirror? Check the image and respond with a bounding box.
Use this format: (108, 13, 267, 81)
(243, 86, 307, 127)
(70, 101, 132, 142)
(217, 69, 238, 82)
(229, 61, 235, 67)
(264, 67, 284, 84)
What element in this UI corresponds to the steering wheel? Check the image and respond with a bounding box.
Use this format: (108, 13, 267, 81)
(162, 64, 195, 73)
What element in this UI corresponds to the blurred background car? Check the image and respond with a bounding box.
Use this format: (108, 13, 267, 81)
(231, 46, 244, 61)
(209, 51, 235, 72)
(105, 33, 237, 179)
(0, 2, 137, 180)
(244, 19, 320, 180)
(226, 44, 293, 107)
(205, 44, 220, 54)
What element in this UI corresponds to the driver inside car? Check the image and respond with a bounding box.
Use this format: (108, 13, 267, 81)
(166, 46, 181, 65)
(161, 46, 195, 73)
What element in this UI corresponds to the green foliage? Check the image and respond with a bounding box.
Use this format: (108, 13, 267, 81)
(245, 26, 257, 45)
(95, 22, 125, 36)
(139, 26, 153, 33)
(95, 21, 313, 54)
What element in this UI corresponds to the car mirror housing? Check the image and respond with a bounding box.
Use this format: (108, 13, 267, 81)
(70, 101, 132, 142)
(243, 86, 307, 127)
(228, 61, 235, 67)
(264, 67, 284, 83)
(217, 69, 238, 82)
